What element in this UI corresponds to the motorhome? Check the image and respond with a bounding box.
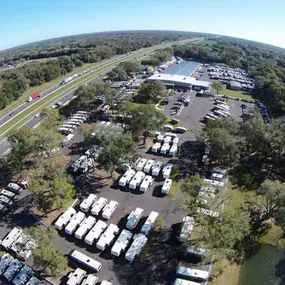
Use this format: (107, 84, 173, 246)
(0, 195, 13, 207)
(80, 194, 97, 212)
(178, 216, 195, 242)
(176, 263, 209, 281)
(111, 229, 133, 257)
(69, 250, 102, 272)
(101, 281, 113, 285)
(161, 179, 172, 195)
(152, 161, 163, 176)
(162, 164, 173, 179)
(84, 220, 107, 245)
(12, 264, 33, 285)
(164, 125, 174, 132)
(169, 144, 178, 156)
(139, 176, 153, 192)
(81, 274, 99, 285)
(3, 259, 22, 281)
(135, 158, 147, 171)
(0, 253, 14, 275)
(151, 142, 161, 153)
(160, 143, 170, 155)
(26, 277, 39, 285)
(1, 227, 23, 249)
(173, 278, 201, 285)
(129, 171, 146, 190)
(119, 169, 136, 187)
(57, 127, 73, 134)
(174, 127, 187, 133)
(96, 224, 119, 251)
(163, 136, 172, 144)
(173, 137, 180, 145)
(75, 216, 96, 240)
(141, 211, 159, 235)
(91, 197, 108, 216)
(102, 200, 118, 219)
(68, 118, 84, 124)
(66, 268, 87, 285)
(60, 124, 77, 130)
(156, 135, 164, 143)
(125, 234, 148, 262)
(126, 208, 144, 230)
(1, 189, 16, 199)
(197, 207, 220, 218)
(55, 207, 76, 230)
(185, 245, 210, 257)
(65, 211, 86, 235)
(144, 159, 155, 173)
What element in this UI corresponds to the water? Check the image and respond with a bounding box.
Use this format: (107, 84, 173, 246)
(240, 244, 285, 285)
(164, 61, 200, 76)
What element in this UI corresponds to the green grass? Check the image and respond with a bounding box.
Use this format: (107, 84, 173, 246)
(168, 181, 180, 200)
(259, 224, 285, 248)
(0, 43, 170, 137)
(197, 40, 216, 46)
(221, 88, 253, 100)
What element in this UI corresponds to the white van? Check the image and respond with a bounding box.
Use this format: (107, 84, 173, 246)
(129, 171, 146, 190)
(80, 194, 97, 212)
(102, 200, 118, 219)
(139, 176, 153, 192)
(91, 197, 108, 216)
(162, 164, 173, 179)
(169, 144, 178, 156)
(119, 169, 136, 187)
(144, 160, 155, 173)
(152, 161, 163, 177)
(136, 158, 147, 171)
(75, 216, 96, 240)
(84, 220, 107, 245)
(161, 179, 172, 195)
(160, 143, 170, 155)
(151, 142, 161, 153)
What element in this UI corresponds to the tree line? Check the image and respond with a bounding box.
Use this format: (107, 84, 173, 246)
(174, 40, 285, 115)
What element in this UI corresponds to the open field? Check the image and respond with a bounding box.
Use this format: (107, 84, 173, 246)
(0, 44, 169, 136)
(222, 88, 253, 100)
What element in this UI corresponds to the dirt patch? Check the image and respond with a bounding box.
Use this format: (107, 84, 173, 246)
(30, 206, 64, 226)
(88, 162, 120, 185)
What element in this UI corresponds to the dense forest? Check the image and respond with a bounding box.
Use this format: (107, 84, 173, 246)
(174, 41, 285, 115)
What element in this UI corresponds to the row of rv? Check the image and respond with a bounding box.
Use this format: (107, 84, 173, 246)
(0, 182, 26, 214)
(0, 253, 39, 285)
(58, 111, 90, 135)
(152, 133, 179, 156)
(119, 161, 174, 194)
(1, 227, 37, 261)
(55, 205, 159, 262)
(204, 99, 231, 122)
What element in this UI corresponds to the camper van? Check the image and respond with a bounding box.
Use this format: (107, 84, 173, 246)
(119, 169, 136, 187)
(125, 234, 148, 262)
(55, 207, 76, 230)
(141, 211, 159, 235)
(91, 197, 108, 216)
(62, 134, 75, 146)
(65, 212, 86, 235)
(80, 194, 97, 212)
(152, 161, 163, 176)
(169, 144, 178, 156)
(96, 224, 119, 251)
(178, 216, 195, 242)
(74, 216, 96, 240)
(84, 220, 107, 245)
(160, 143, 170, 155)
(126, 208, 144, 230)
(161, 179, 172, 195)
(102, 200, 118, 219)
(144, 159, 155, 173)
(162, 164, 173, 179)
(135, 158, 147, 171)
(151, 142, 161, 153)
(111, 229, 133, 257)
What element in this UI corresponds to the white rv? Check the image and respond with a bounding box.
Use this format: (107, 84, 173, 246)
(75, 216, 96, 240)
(136, 158, 147, 171)
(129, 171, 146, 190)
(144, 159, 155, 173)
(67, 268, 87, 285)
(126, 207, 144, 230)
(96, 224, 119, 251)
(141, 211, 159, 236)
(62, 134, 75, 146)
(152, 161, 163, 176)
(160, 143, 170, 155)
(81, 275, 99, 285)
(173, 137, 180, 145)
(65, 211, 86, 235)
(173, 278, 201, 285)
(162, 164, 173, 179)
(178, 216, 195, 242)
(163, 136, 172, 144)
(161, 179, 172, 195)
(125, 233, 148, 262)
(84, 220, 107, 245)
(139, 175, 153, 192)
(1, 227, 23, 249)
(151, 142, 161, 153)
(91, 197, 108, 216)
(102, 200, 118, 219)
(111, 229, 133, 257)
(176, 264, 209, 282)
(80, 194, 97, 212)
(55, 207, 76, 230)
(70, 250, 102, 272)
(119, 169, 136, 187)
(169, 144, 178, 156)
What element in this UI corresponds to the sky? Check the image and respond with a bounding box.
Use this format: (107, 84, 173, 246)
(0, 0, 285, 50)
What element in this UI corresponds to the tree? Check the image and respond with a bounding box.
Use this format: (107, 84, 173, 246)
(107, 65, 128, 81)
(40, 108, 61, 130)
(120, 103, 167, 144)
(50, 177, 75, 209)
(135, 81, 167, 103)
(104, 89, 129, 112)
(28, 226, 67, 277)
(119, 61, 140, 74)
(97, 132, 138, 177)
(212, 81, 223, 95)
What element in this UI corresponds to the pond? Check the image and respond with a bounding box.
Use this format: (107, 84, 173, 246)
(239, 244, 285, 285)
